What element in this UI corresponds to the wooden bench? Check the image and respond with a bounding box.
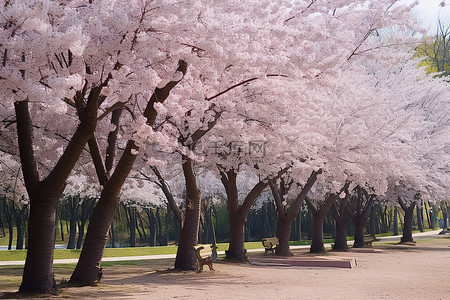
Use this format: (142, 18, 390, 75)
(363, 234, 374, 247)
(194, 244, 218, 272)
(262, 237, 279, 255)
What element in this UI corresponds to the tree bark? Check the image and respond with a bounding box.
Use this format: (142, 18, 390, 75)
(14, 204, 25, 250)
(347, 186, 374, 248)
(331, 191, 350, 251)
(417, 205, 424, 232)
(67, 196, 79, 249)
(275, 217, 293, 256)
(305, 189, 343, 253)
(226, 218, 247, 261)
(269, 171, 320, 256)
(393, 206, 399, 235)
(353, 218, 366, 248)
(15, 96, 97, 294)
(399, 198, 415, 243)
(70, 61, 187, 284)
(70, 142, 138, 284)
(3, 198, 13, 250)
(310, 212, 325, 253)
(174, 157, 201, 270)
(220, 167, 288, 261)
(333, 217, 348, 251)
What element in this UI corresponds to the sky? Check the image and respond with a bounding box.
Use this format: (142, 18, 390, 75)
(408, 0, 450, 33)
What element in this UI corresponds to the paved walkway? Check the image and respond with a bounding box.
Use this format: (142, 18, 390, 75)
(0, 230, 443, 266)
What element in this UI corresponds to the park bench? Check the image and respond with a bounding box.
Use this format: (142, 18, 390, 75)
(363, 234, 374, 247)
(262, 237, 279, 255)
(194, 244, 218, 272)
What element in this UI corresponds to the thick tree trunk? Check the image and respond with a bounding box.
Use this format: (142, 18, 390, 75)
(400, 201, 415, 243)
(221, 168, 288, 262)
(15, 96, 97, 294)
(69, 142, 136, 285)
(174, 201, 201, 269)
(70, 61, 187, 284)
(347, 187, 375, 248)
(226, 218, 247, 261)
(333, 217, 348, 251)
(305, 186, 340, 253)
(174, 157, 201, 270)
(331, 195, 350, 251)
(19, 197, 58, 294)
(70, 192, 120, 284)
(310, 213, 325, 253)
(270, 171, 320, 256)
(70, 142, 139, 285)
(353, 219, 365, 248)
(275, 216, 292, 256)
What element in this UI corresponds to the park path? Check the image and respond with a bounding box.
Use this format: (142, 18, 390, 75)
(0, 229, 443, 266)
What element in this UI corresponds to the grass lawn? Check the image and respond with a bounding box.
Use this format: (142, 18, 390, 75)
(0, 229, 439, 261)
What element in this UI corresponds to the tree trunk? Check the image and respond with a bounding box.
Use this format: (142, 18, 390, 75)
(19, 197, 58, 294)
(310, 212, 325, 253)
(225, 218, 247, 261)
(400, 201, 415, 243)
(369, 206, 376, 239)
(16, 95, 97, 294)
(67, 196, 79, 249)
(156, 208, 163, 246)
(110, 221, 116, 248)
(76, 220, 85, 249)
(443, 209, 448, 229)
(3, 200, 13, 250)
(174, 157, 201, 270)
(275, 216, 292, 256)
(126, 205, 136, 247)
(69, 60, 187, 284)
(417, 205, 424, 232)
(393, 206, 399, 235)
(269, 171, 320, 256)
(146, 208, 156, 247)
(331, 195, 350, 251)
(221, 168, 288, 262)
(0, 196, 5, 238)
(333, 217, 348, 251)
(14, 206, 24, 250)
(347, 187, 375, 248)
(353, 219, 365, 248)
(59, 213, 65, 242)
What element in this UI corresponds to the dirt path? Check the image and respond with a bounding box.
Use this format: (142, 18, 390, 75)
(1, 237, 449, 299)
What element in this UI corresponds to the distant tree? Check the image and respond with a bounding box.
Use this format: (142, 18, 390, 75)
(416, 20, 450, 75)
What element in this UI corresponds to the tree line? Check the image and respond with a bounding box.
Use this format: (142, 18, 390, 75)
(1, 192, 447, 251)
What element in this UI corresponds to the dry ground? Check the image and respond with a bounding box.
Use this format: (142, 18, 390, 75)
(1, 236, 449, 299)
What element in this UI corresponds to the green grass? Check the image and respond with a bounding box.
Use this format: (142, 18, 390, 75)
(0, 228, 442, 261)
(0, 238, 362, 261)
(0, 239, 316, 261)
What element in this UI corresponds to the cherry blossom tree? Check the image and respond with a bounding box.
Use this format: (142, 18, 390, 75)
(1, 0, 435, 292)
(0, 1, 102, 293)
(370, 57, 450, 243)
